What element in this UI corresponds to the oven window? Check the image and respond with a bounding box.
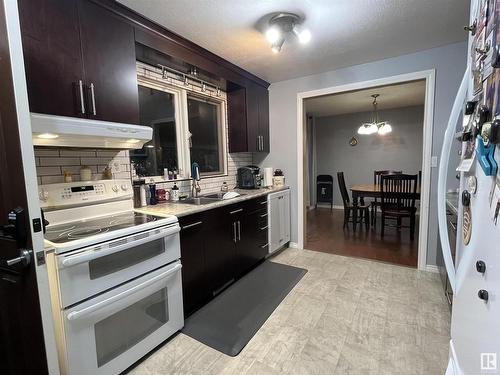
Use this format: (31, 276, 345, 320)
(94, 288, 169, 367)
(89, 238, 165, 280)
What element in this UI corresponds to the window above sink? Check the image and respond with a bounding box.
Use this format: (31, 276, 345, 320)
(131, 62, 228, 181)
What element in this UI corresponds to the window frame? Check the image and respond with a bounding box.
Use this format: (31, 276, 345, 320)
(186, 93, 227, 177)
(135, 64, 228, 181)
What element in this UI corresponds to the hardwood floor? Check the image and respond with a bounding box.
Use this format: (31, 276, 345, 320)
(306, 208, 419, 267)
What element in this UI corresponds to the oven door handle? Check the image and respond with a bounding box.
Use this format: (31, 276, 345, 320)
(60, 226, 179, 268)
(66, 263, 182, 321)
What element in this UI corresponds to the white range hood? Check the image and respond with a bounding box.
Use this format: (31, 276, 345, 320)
(31, 113, 152, 149)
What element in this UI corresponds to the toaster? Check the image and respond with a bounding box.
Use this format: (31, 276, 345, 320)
(237, 166, 261, 189)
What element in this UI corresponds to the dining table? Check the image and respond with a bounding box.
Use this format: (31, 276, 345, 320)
(350, 184, 421, 230)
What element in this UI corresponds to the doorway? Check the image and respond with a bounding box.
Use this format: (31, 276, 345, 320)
(297, 70, 435, 270)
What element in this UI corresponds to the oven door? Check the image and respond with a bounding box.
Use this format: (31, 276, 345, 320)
(63, 261, 183, 375)
(57, 224, 180, 307)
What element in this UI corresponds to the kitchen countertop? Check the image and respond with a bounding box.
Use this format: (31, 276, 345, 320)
(446, 191, 459, 215)
(136, 186, 290, 218)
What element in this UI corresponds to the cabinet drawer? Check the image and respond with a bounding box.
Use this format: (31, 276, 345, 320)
(243, 196, 268, 213)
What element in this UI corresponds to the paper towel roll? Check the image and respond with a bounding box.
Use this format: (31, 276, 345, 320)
(263, 167, 273, 187)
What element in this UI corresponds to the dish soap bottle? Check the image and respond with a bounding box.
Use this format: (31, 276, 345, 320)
(221, 181, 229, 193)
(171, 183, 179, 202)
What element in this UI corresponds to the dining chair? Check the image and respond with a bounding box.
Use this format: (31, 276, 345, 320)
(380, 173, 418, 240)
(371, 170, 402, 227)
(337, 172, 370, 230)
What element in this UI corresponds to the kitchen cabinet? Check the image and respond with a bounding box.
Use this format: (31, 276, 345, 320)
(77, 0, 139, 124)
(268, 189, 291, 254)
(204, 206, 237, 294)
(178, 213, 210, 317)
(228, 83, 270, 153)
(179, 196, 269, 317)
(236, 208, 269, 276)
(18, 0, 84, 118)
(18, 0, 139, 124)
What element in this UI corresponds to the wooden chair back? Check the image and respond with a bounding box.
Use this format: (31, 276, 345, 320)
(337, 172, 350, 208)
(380, 174, 418, 212)
(374, 170, 402, 186)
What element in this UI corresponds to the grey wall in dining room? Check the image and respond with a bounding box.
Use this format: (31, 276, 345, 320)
(314, 105, 424, 207)
(253, 41, 467, 267)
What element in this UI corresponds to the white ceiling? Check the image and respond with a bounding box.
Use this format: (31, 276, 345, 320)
(305, 80, 426, 117)
(119, 0, 469, 83)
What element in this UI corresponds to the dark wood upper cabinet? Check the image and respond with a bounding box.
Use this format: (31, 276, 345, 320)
(18, 0, 139, 124)
(78, 0, 139, 124)
(257, 85, 270, 152)
(227, 87, 247, 153)
(18, 0, 84, 118)
(227, 83, 269, 153)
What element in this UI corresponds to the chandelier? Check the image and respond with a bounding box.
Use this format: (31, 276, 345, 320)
(357, 94, 392, 135)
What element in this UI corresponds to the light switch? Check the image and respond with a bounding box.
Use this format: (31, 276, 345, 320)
(431, 156, 438, 168)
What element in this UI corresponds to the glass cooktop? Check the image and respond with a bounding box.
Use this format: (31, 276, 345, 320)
(45, 212, 161, 244)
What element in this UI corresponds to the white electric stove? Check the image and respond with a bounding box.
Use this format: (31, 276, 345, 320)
(39, 180, 184, 375)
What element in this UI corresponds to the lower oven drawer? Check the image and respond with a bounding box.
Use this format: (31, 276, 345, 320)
(63, 261, 183, 375)
(57, 224, 180, 307)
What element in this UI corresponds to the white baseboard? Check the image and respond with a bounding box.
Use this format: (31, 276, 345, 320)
(424, 265, 439, 273)
(289, 242, 299, 249)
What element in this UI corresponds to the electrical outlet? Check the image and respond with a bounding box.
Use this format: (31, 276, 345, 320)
(431, 156, 438, 168)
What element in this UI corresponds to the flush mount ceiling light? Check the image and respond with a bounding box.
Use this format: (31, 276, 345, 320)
(357, 94, 393, 136)
(264, 12, 311, 53)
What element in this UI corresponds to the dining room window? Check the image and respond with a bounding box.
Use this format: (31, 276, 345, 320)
(131, 64, 227, 180)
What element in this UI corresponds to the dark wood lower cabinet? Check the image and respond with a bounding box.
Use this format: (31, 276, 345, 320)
(235, 208, 268, 276)
(179, 197, 269, 317)
(178, 214, 210, 317)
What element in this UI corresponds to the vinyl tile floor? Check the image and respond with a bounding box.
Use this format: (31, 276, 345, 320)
(127, 248, 451, 375)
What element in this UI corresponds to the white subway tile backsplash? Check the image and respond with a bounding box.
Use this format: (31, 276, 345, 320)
(35, 147, 132, 185)
(35, 146, 254, 193)
(39, 157, 81, 166)
(34, 149, 59, 157)
(37, 166, 62, 176)
(59, 149, 97, 157)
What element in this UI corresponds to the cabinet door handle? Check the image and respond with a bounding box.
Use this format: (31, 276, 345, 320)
(260, 243, 269, 249)
(233, 222, 237, 242)
(237, 220, 241, 241)
(90, 83, 97, 116)
(260, 213, 268, 218)
(182, 221, 203, 230)
(78, 80, 85, 114)
(260, 226, 268, 231)
(260, 200, 267, 205)
(230, 208, 243, 215)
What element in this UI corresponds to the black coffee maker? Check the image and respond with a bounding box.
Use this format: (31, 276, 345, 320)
(237, 166, 261, 189)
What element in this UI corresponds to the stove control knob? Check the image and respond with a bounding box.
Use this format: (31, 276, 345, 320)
(121, 184, 128, 191)
(476, 260, 486, 274)
(112, 185, 119, 193)
(478, 289, 489, 302)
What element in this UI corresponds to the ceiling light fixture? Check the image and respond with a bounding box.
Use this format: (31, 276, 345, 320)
(264, 12, 311, 53)
(357, 94, 392, 136)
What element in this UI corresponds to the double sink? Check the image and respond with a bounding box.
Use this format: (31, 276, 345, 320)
(179, 192, 243, 205)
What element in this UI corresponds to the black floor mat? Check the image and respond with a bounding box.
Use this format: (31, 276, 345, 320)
(181, 260, 307, 356)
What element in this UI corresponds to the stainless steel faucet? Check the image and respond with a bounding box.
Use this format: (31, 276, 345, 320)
(191, 162, 201, 198)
